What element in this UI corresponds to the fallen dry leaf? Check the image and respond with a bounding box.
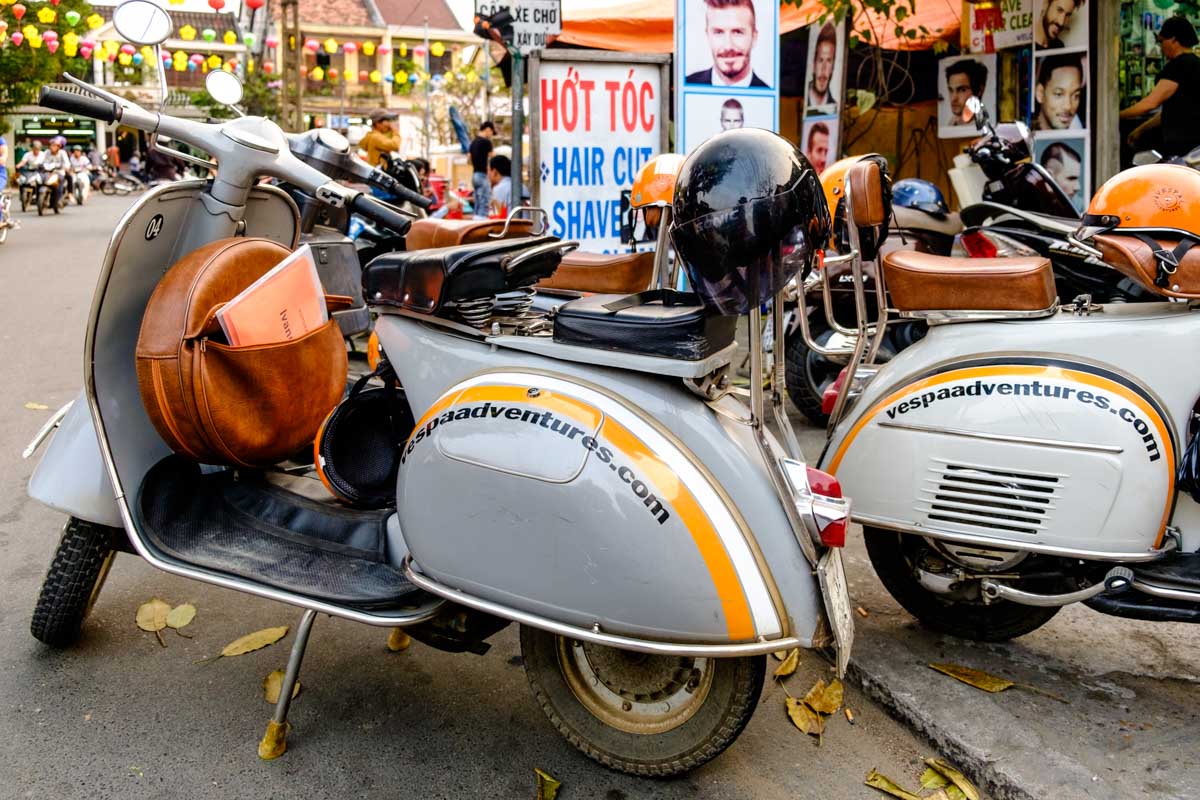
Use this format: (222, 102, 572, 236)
(773, 649, 799, 679)
(166, 604, 196, 630)
(263, 669, 301, 704)
(803, 678, 844, 715)
(785, 696, 824, 736)
(772, 650, 789, 661)
(535, 768, 561, 800)
(864, 768, 923, 800)
(929, 662, 1014, 693)
(24, 402, 50, 411)
(386, 628, 411, 652)
(921, 767, 967, 799)
(135, 599, 171, 633)
(925, 758, 981, 800)
(221, 626, 289, 657)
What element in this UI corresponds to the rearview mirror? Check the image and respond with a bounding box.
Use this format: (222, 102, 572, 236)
(964, 96, 983, 128)
(1132, 150, 1162, 167)
(112, 0, 172, 46)
(205, 70, 244, 108)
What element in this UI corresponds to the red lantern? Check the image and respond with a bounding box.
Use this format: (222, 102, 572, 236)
(12, 4, 26, 21)
(208, 0, 225, 10)
(263, 62, 274, 74)
(50, 0, 61, 5)
(245, 0, 265, 8)
(358, 69, 368, 82)
(299, 65, 308, 77)
(327, 67, 339, 80)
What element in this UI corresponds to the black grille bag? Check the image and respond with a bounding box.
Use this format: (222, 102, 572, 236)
(552, 290, 737, 361)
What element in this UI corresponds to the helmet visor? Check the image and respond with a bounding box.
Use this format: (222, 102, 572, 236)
(671, 171, 828, 315)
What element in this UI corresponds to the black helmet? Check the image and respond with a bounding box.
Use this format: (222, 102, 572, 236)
(671, 129, 829, 315)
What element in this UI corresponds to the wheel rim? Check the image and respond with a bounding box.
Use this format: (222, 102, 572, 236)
(556, 638, 715, 735)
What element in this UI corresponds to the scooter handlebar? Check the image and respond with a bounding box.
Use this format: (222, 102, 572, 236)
(349, 193, 414, 236)
(369, 170, 434, 211)
(38, 87, 119, 125)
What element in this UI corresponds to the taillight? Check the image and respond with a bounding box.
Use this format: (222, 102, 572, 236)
(821, 368, 848, 415)
(960, 229, 998, 259)
(806, 467, 847, 548)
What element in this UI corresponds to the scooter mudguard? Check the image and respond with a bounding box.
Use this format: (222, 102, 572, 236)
(27, 393, 122, 528)
(378, 315, 826, 647)
(823, 306, 1195, 559)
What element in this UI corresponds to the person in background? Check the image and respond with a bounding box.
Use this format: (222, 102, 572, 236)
(146, 146, 182, 183)
(17, 139, 44, 170)
(470, 121, 495, 217)
(720, 99, 745, 130)
(40, 138, 69, 207)
(1033, 53, 1084, 130)
(105, 143, 120, 171)
(359, 109, 400, 167)
(0, 132, 8, 189)
(410, 157, 440, 207)
(1122, 16, 1200, 158)
(70, 145, 92, 200)
(128, 152, 142, 179)
(1039, 142, 1082, 200)
(487, 154, 512, 218)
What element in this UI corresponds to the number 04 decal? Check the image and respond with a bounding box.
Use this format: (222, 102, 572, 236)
(145, 214, 164, 241)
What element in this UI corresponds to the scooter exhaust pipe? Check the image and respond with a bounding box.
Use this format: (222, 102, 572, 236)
(980, 567, 1134, 608)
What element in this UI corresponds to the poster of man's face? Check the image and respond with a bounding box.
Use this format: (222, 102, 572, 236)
(804, 21, 844, 117)
(681, 92, 776, 152)
(1033, 51, 1087, 130)
(683, 0, 776, 89)
(1035, 136, 1086, 212)
(801, 118, 837, 175)
(1034, 0, 1087, 51)
(938, 54, 997, 139)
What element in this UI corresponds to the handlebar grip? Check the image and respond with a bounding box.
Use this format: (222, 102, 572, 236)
(349, 193, 414, 236)
(38, 87, 119, 124)
(368, 169, 434, 211)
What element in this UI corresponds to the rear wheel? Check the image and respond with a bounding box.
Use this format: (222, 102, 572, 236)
(36, 189, 47, 216)
(31, 518, 120, 647)
(784, 320, 842, 426)
(520, 625, 764, 776)
(863, 526, 1060, 642)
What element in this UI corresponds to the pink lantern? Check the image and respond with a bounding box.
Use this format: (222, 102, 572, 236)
(343, 41, 356, 53)
(10, 31, 24, 46)
(43, 30, 58, 42)
(377, 44, 391, 55)
(265, 35, 278, 48)
(412, 45, 427, 59)
(79, 42, 94, 58)
(304, 38, 319, 53)
(120, 43, 135, 55)
(161, 52, 171, 63)
(46, 39, 59, 53)
(189, 53, 204, 63)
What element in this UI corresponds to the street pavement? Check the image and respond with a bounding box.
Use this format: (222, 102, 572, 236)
(0, 194, 961, 800)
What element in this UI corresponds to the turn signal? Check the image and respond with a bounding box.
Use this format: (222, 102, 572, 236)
(366, 330, 382, 371)
(959, 229, 999, 259)
(806, 467, 847, 548)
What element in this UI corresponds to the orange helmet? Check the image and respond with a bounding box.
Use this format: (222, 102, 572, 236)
(1085, 164, 1200, 238)
(818, 156, 862, 224)
(631, 154, 686, 208)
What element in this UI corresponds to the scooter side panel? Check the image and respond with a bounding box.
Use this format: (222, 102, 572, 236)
(824, 304, 1200, 556)
(27, 395, 122, 528)
(378, 316, 825, 646)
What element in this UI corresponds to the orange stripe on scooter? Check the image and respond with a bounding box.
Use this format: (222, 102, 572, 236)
(825, 365, 1175, 546)
(409, 385, 756, 641)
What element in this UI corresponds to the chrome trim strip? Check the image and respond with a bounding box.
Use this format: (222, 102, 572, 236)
(82, 185, 445, 627)
(403, 558, 808, 657)
(1132, 579, 1200, 602)
(858, 515, 1175, 562)
(900, 302, 1059, 325)
(877, 420, 1125, 454)
(22, 400, 74, 459)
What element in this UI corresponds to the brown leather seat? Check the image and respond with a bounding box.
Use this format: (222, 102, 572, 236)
(404, 218, 533, 250)
(883, 250, 1056, 312)
(538, 250, 655, 294)
(1094, 233, 1200, 299)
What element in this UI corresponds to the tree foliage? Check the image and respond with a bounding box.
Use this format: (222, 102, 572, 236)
(788, 0, 933, 47)
(0, 0, 97, 133)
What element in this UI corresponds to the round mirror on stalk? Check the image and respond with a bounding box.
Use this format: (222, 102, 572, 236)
(962, 96, 982, 127)
(205, 69, 244, 108)
(112, 0, 172, 46)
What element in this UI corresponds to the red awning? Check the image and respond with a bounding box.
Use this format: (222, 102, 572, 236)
(557, 0, 961, 53)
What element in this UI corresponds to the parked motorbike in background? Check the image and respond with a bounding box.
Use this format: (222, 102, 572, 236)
(95, 163, 144, 196)
(0, 189, 17, 244)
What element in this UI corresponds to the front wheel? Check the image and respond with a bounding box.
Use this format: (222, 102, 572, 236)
(520, 625, 764, 777)
(30, 518, 119, 647)
(863, 526, 1060, 642)
(36, 189, 47, 216)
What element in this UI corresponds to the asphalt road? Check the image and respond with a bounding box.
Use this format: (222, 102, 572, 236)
(0, 194, 957, 800)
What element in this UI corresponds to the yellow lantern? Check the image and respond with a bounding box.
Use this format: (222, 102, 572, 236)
(104, 39, 119, 56)
(362, 41, 375, 56)
(443, 70, 453, 82)
(28, 30, 43, 49)
(207, 53, 222, 69)
(63, 32, 79, 56)
(311, 65, 324, 81)
(36, 7, 55, 24)
(118, 53, 132, 66)
(247, 58, 255, 74)
(141, 45, 153, 60)
(399, 43, 406, 57)
(369, 69, 381, 83)
(431, 41, 445, 58)
(168, 0, 184, 4)
(179, 24, 196, 41)
(323, 37, 337, 54)
(223, 30, 236, 46)
(394, 70, 408, 84)
(222, 61, 232, 72)
(86, 13, 104, 30)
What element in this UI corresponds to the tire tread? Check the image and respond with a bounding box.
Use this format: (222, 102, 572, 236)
(30, 519, 116, 647)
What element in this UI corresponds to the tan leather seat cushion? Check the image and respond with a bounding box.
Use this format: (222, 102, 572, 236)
(405, 218, 533, 250)
(884, 250, 1056, 312)
(1094, 233, 1200, 299)
(538, 250, 654, 294)
(847, 160, 886, 227)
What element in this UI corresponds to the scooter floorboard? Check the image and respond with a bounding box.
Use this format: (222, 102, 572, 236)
(139, 457, 422, 608)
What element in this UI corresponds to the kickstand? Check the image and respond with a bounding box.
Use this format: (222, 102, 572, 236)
(258, 608, 317, 760)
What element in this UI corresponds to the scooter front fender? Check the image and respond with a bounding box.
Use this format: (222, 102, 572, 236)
(27, 391, 122, 528)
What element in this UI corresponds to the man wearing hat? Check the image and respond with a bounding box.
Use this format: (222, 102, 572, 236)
(360, 109, 401, 167)
(1122, 16, 1200, 158)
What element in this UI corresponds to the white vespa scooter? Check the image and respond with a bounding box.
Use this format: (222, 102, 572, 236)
(23, 1, 852, 775)
(800, 129, 1200, 642)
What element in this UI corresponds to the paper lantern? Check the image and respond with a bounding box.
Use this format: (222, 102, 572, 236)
(0, 21, 6, 34)
(262, 62, 274, 74)
(246, 0, 264, 8)
(304, 38, 318, 52)
(412, 44, 426, 59)
(207, 53, 221, 69)
(9, 31, 22, 46)
(369, 69, 382, 83)
(161, 51, 171, 63)
(141, 45, 153, 58)
(118, 52, 132, 66)
(202, 28, 216, 42)
(409, 72, 418, 83)
(377, 44, 391, 56)
(265, 35, 278, 48)
(358, 69, 368, 82)
(104, 39, 119, 54)
(207, 0, 225, 10)
(394, 70, 407, 84)
(362, 41, 375, 56)
(179, 24, 196, 41)
(323, 37, 336, 54)
(86, 12, 102, 29)
(46, 39, 59, 52)
(299, 65, 308, 77)
(383, 73, 393, 83)
(36, 6, 54, 23)
(223, 30, 235, 45)
(63, 9, 79, 26)
(11, 3, 25, 20)
(132, 52, 143, 65)
(310, 65, 323, 81)
(343, 41, 356, 54)
(168, 0, 184, 5)
(187, 60, 197, 71)
(327, 67, 339, 80)
(50, 0, 60, 6)
(430, 41, 445, 58)
(242, 33, 254, 48)
(42, 30, 57, 42)
(120, 43, 135, 55)
(398, 43, 406, 57)
(189, 53, 204, 63)
(78, 42, 92, 58)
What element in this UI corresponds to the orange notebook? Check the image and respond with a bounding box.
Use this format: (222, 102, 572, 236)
(217, 244, 328, 347)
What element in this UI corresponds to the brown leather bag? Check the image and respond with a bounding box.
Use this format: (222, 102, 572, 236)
(135, 237, 349, 468)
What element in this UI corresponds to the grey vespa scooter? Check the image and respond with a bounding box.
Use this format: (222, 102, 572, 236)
(22, 0, 852, 776)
